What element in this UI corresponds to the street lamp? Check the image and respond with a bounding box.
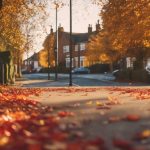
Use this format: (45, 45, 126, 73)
(69, 0, 73, 86)
(53, 1, 63, 81)
(47, 40, 50, 80)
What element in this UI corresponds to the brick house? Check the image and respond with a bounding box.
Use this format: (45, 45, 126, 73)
(23, 52, 40, 71)
(51, 20, 101, 68)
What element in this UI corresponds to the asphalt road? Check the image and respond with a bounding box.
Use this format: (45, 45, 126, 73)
(17, 73, 147, 87)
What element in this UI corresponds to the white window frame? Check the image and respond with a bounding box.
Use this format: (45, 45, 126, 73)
(63, 45, 69, 53)
(80, 56, 85, 67)
(80, 43, 86, 51)
(74, 57, 78, 68)
(66, 58, 70, 68)
(75, 44, 78, 51)
(65, 58, 74, 68)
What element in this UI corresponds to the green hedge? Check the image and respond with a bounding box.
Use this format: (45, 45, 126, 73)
(115, 69, 150, 83)
(89, 64, 110, 73)
(39, 66, 70, 74)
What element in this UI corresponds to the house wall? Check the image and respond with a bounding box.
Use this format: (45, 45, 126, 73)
(57, 30, 90, 68)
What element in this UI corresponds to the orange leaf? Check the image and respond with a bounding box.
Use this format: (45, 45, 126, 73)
(126, 114, 140, 122)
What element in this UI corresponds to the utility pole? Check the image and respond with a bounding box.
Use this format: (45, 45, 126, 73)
(53, 1, 63, 81)
(48, 45, 50, 80)
(69, 0, 73, 86)
(55, 4, 58, 81)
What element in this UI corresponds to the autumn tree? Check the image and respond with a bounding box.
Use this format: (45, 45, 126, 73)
(90, 0, 150, 70)
(101, 0, 150, 69)
(39, 32, 55, 68)
(86, 31, 119, 71)
(0, 0, 46, 78)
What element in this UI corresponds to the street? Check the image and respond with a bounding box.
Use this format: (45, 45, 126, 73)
(17, 73, 147, 87)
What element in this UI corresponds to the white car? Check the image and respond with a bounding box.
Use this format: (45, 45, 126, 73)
(145, 66, 150, 74)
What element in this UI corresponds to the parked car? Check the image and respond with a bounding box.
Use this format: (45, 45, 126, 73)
(72, 67, 90, 74)
(112, 69, 120, 76)
(32, 67, 42, 73)
(145, 65, 150, 74)
(21, 69, 32, 74)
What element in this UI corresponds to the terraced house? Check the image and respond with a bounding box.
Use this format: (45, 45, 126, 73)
(50, 20, 101, 68)
(23, 21, 101, 71)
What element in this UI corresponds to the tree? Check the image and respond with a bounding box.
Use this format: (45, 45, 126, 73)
(90, 0, 150, 70)
(101, 0, 150, 68)
(39, 33, 55, 68)
(0, 0, 46, 78)
(86, 30, 119, 71)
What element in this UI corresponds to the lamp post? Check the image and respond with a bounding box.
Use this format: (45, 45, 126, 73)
(53, 2, 59, 81)
(53, 1, 63, 81)
(48, 44, 50, 80)
(69, 0, 73, 86)
(55, 2, 59, 80)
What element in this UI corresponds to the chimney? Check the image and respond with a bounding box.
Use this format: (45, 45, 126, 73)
(88, 24, 92, 34)
(50, 26, 53, 34)
(58, 24, 64, 32)
(96, 20, 101, 32)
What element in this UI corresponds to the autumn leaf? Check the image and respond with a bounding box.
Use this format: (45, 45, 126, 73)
(58, 111, 75, 118)
(125, 114, 140, 122)
(113, 138, 132, 149)
(108, 116, 121, 123)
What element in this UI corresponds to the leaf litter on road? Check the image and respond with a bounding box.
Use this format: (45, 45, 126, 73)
(0, 86, 150, 149)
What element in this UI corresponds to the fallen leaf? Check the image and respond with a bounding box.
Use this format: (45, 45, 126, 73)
(125, 114, 140, 122)
(113, 138, 132, 149)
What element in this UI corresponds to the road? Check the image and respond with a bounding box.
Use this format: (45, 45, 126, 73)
(17, 73, 147, 87)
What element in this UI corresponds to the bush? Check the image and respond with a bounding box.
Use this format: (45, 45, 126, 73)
(115, 68, 150, 83)
(89, 64, 110, 73)
(39, 66, 70, 74)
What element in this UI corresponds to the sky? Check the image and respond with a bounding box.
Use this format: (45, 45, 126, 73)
(27, 0, 101, 57)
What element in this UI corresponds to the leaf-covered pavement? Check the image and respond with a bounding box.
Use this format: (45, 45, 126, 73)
(0, 86, 150, 150)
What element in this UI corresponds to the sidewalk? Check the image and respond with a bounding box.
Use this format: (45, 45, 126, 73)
(28, 87, 150, 149)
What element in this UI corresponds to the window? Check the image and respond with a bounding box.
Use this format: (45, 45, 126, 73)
(74, 56, 86, 67)
(63, 45, 69, 53)
(74, 57, 78, 68)
(80, 56, 85, 67)
(25, 61, 27, 65)
(80, 43, 86, 51)
(65, 58, 74, 68)
(66, 58, 70, 68)
(75, 45, 78, 51)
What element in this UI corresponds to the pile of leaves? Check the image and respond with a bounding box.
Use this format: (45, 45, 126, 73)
(108, 87, 150, 100)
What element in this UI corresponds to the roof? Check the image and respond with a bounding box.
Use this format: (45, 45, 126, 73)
(60, 31, 97, 44)
(24, 52, 39, 61)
